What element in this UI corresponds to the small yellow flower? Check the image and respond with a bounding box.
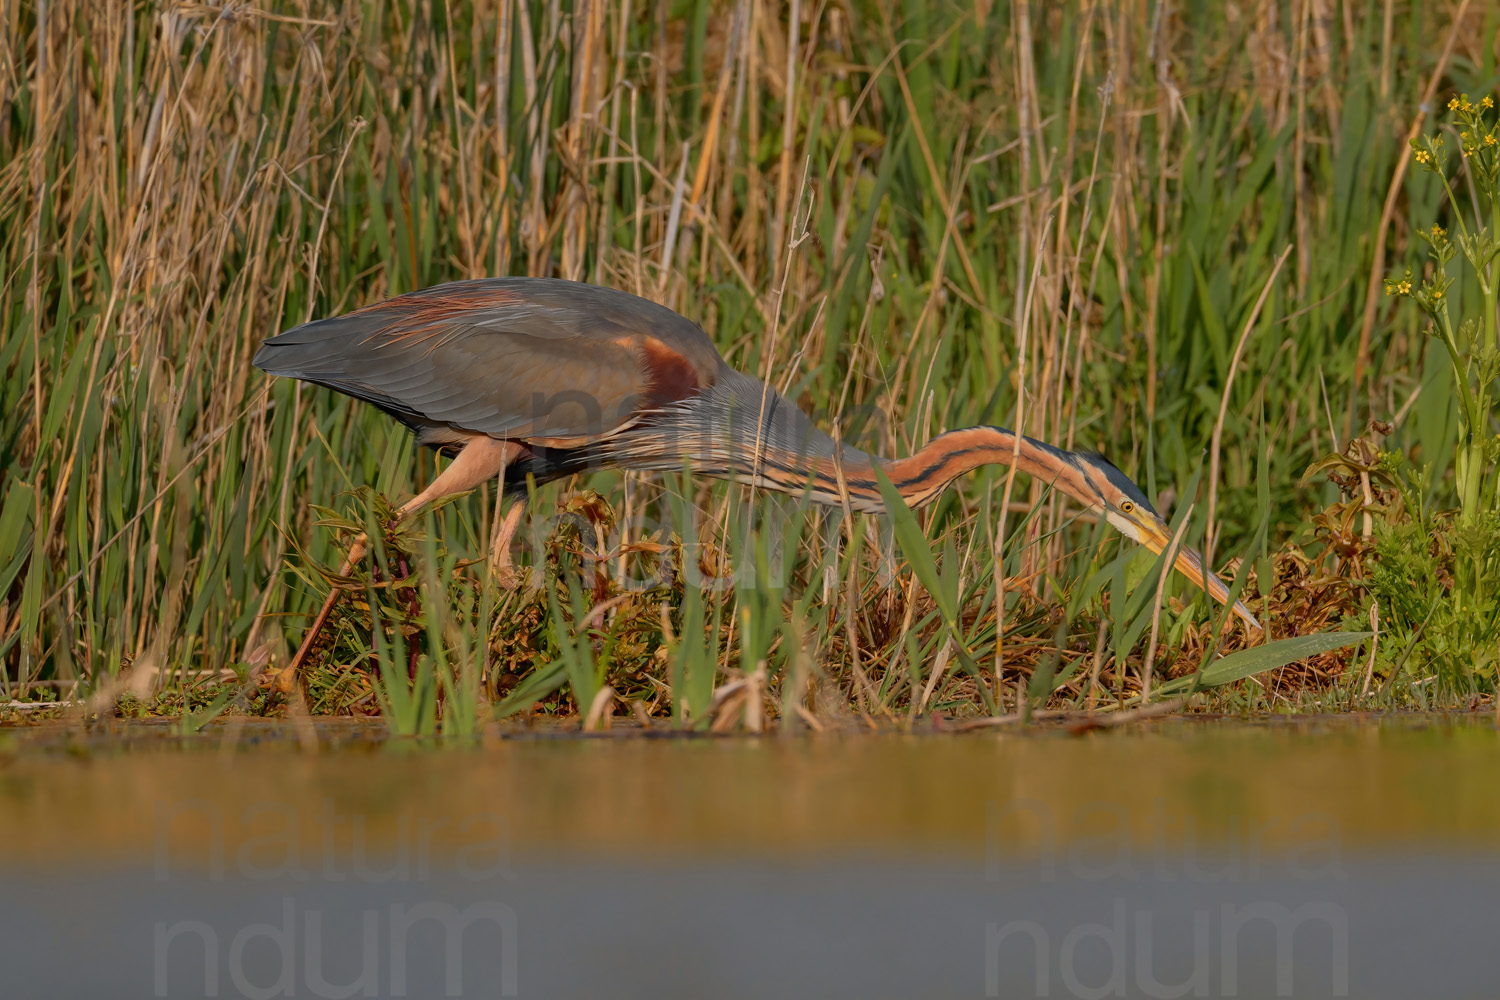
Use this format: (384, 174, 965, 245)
(1460, 130, 1470, 139)
(1486, 134, 1498, 147)
(1449, 96, 1461, 111)
(1399, 280, 1412, 294)
(1433, 289, 1444, 300)
(1431, 224, 1445, 237)
(1483, 96, 1496, 109)
(1415, 149, 1430, 164)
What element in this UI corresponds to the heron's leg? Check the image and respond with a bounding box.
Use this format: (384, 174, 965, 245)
(279, 436, 522, 686)
(394, 436, 524, 520)
(489, 500, 526, 587)
(276, 534, 370, 691)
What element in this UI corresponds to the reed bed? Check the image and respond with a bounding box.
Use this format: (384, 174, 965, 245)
(2, 0, 1497, 728)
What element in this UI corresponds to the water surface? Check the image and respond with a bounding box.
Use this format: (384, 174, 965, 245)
(3, 714, 1495, 998)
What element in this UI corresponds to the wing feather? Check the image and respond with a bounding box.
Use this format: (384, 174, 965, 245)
(253, 278, 722, 443)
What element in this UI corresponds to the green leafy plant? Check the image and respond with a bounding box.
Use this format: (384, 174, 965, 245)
(1374, 90, 1500, 690)
(1387, 94, 1500, 530)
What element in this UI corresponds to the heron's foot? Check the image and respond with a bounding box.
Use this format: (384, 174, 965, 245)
(487, 502, 526, 590)
(267, 664, 302, 695)
(491, 556, 522, 590)
(273, 552, 360, 699)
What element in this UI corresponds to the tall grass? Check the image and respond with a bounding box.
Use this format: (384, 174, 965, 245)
(2, 0, 1496, 718)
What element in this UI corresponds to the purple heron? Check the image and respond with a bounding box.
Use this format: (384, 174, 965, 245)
(255, 277, 1259, 673)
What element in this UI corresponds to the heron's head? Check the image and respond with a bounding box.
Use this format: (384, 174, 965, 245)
(1067, 451, 1261, 632)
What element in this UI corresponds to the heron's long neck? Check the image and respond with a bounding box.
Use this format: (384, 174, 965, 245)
(739, 426, 1091, 513)
(611, 371, 1088, 513)
(803, 425, 1079, 512)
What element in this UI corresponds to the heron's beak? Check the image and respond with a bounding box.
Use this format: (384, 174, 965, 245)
(1131, 513, 1262, 632)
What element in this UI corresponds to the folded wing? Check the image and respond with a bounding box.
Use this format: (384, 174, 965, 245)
(253, 278, 723, 447)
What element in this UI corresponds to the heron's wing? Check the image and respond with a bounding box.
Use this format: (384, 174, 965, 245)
(253, 278, 722, 443)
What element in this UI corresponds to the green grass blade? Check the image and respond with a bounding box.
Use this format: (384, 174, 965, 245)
(1155, 632, 1374, 698)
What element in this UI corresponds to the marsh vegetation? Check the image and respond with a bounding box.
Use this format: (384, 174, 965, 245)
(3, 0, 1499, 731)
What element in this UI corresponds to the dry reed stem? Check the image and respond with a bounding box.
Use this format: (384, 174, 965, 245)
(994, 216, 1054, 699)
(1352, 0, 1472, 404)
(1205, 244, 1292, 567)
(1141, 504, 1195, 704)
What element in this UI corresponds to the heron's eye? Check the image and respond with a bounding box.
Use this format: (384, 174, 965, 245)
(1119, 500, 1135, 514)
